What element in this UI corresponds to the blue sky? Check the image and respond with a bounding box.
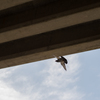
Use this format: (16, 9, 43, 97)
(0, 49, 100, 100)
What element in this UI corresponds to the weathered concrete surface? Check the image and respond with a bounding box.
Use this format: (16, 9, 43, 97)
(0, 0, 100, 43)
(0, 0, 32, 10)
(0, 19, 100, 68)
(0, 0, 100, 68)
(0, 7, 100, 43)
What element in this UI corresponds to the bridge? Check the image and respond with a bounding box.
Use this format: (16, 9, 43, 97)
(0, 0, 100, 68)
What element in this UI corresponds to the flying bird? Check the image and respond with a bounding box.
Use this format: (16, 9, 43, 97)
(55, 56, 68, 71)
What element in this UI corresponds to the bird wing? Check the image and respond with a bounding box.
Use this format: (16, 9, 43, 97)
(53, 55, 60, 59)
(61, 61, 67, 71)
(61, 56, 68, 64)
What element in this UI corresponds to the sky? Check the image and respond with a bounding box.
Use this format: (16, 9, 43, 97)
(0, 49, 100, 100)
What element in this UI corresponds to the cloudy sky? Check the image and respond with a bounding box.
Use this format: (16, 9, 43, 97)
(0, 49, 100, 100)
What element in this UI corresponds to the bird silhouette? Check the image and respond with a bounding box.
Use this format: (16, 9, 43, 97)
(55, 56, 68, 71)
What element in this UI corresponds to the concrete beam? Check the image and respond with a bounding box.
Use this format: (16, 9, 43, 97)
(1, 0, 100, 31)
(0, 7, 100, 43)
(0, 19, 100, 68)
(0, 0, 100, 68)
(0, 0, 100, 43)
(0, 0, 32, 10)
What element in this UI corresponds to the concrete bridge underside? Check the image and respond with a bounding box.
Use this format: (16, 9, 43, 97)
(0, 0, 100, 68)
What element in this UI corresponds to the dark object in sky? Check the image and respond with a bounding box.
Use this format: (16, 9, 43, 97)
(56, 56, 68, 64)
(55, 56, 68, 71)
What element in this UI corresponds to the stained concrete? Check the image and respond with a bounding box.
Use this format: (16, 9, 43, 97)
(0, 0, 100, 68)
(0, 19, 100, 68)
(0, 7, 100, 43)
(0, 0, 32, 10)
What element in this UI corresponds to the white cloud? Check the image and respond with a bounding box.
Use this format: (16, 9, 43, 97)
(38, 54, 85, 100)
(0, 80, 28, 100)
(0, 54, 85, 100)
(42, 54, 80, 87)
(46, 86, 84, 100)
(0, 66, 19, 79)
